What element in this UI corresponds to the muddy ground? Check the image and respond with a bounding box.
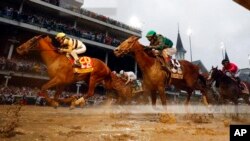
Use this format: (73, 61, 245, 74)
(0, 105, 250, 141)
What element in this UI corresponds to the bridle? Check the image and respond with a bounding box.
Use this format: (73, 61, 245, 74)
(27, 35, 57, 51)
(118, 38, 138, 55)
(208, 68, 224, 83)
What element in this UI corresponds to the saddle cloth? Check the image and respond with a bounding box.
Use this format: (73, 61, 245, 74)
(69, 56, 94, 73)
(170, 59, 183, 79)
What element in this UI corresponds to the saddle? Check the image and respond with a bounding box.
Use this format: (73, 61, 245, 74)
(156, 56, 183, 79)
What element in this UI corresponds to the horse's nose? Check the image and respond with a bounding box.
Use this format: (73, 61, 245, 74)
(114, 48, 119, 52)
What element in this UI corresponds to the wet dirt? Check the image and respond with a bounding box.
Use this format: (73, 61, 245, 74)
(0, 105, 249, 141)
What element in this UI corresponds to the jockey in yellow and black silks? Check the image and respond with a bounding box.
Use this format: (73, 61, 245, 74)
(55, 32, 86, 67)
(145, 30, 176, 71)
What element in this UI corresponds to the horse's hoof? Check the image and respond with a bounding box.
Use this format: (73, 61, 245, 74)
(75, 97, 85, 106)
(69, 105, 75, 110)
(79, 102, 85, 108)
(51, 101, 59, 108)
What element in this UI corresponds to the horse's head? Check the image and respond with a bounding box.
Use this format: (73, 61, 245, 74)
(16, 35, 44, 55)
(16, 35, 54, 55)
(207, 66, 222, 85)
(114, 36, 140, 57)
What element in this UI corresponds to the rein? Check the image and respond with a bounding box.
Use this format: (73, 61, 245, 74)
(28, 36, 58, 52)
(120, 39, 138, 55)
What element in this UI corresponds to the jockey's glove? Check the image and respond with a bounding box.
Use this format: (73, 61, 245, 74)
(59, 48, 65, 53)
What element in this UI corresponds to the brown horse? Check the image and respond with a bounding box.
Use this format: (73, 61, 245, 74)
(16, 35, 112, 108)
(109, 72, 146, 104)
(114, 36, 209, 107)
(207, 66, 250, 105)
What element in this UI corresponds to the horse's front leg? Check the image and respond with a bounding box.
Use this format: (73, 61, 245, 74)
(40, 77, 61, 108)
(158, 86, 167, 108)
(54, 85, 64, 100)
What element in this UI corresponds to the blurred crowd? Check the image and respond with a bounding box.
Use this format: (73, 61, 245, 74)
(0, 6, 121, 47)
(0, 85, 107, 106)
(0, 56, 47, 76)
(41, 0, 141, 34)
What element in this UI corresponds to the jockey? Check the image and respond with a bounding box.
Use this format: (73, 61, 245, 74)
(55, 32, 87, 67)
(145, 30, 175, 71)
(221, 59, 243, 89)
(120, 70, 137, 85)
(221, 59, 238, 77)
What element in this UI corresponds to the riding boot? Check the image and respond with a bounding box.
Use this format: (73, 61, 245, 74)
(73, 60, 81, 67)
(235, 77, 244, 90)
(156, 56, 166, 70)
(163, 61, 172, 72)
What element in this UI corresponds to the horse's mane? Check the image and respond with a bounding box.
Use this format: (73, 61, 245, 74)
(41, 35, 60, 48)
(213, 68, 238, 87)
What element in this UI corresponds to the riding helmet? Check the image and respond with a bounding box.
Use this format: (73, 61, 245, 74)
(146, 30, 156, 37)
(56, 32, 66, 39)
(221, 59, 229, 65)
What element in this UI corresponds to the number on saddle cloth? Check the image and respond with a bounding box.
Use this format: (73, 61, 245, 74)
(170, 59, 183, 74)
(79, 57, 92, 69)
(170, 59, 181, 68)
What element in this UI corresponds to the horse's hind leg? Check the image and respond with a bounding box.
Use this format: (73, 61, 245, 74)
(184, 90, 193, 105)
(84, 77, 100, 99)
(195, 84, 209, 106)
(54, 85, 68, 105)
(150, 90, 158, 110)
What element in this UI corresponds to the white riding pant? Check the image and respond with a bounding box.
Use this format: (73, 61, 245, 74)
(70, 44, 87, 60)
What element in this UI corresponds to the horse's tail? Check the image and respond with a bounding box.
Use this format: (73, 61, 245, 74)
(198, 73, 207, 87)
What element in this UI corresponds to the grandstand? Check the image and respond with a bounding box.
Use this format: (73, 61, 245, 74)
(0, 0, 205, 105)
(0, 0, 142, 95)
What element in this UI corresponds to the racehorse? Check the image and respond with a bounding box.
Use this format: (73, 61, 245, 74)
(16, 35, 112, 108)
(109, 72, 146, 104)
(207, 66, 250, 105)
(113, 36, 209, 107)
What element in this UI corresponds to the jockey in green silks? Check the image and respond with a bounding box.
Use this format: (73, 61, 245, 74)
(145, 30, 176, 71)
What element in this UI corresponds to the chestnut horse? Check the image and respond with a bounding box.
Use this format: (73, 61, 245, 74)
(109, 72, 146, 104)
(16, 35, 112, 107)
(114, 36, 209, 107)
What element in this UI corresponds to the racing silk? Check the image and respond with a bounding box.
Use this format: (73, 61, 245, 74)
(125, 71, 137, 85)
(61, 37, 84, 50)
(222, 62, 238, 74)
(150, 34, 173, 50)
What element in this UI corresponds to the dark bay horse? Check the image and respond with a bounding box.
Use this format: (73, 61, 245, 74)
(114, 36, 209, 107)
(207, 66, 250, 105)
(16, 35, 112, 108)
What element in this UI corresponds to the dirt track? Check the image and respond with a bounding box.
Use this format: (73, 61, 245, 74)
(0, 105, 250, 141)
